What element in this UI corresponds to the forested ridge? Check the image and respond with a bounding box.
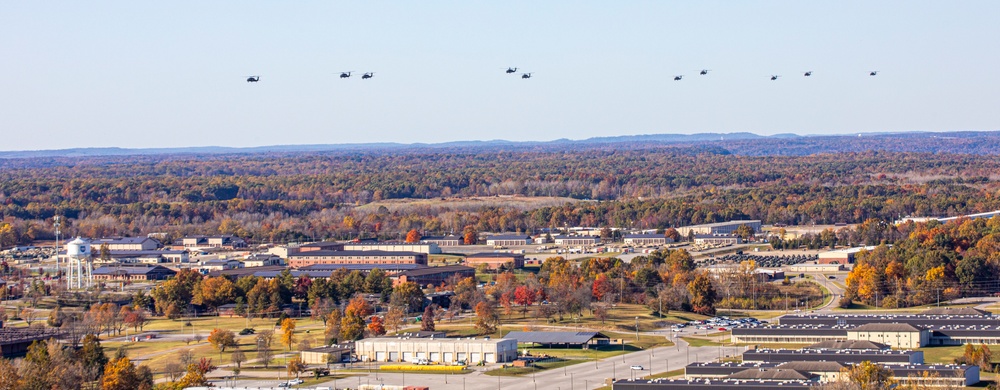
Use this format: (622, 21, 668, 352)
(1, 144, 1000, 245)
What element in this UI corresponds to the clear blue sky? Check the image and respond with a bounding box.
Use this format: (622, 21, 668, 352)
(2, 1, 998, 150)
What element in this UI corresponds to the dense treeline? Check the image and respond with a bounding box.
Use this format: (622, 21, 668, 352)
(2, 147, 1000, 244)
(844, 216, 1000, 308)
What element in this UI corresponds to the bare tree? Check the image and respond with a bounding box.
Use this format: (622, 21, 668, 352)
(178, 350, 195, 369)
(164, 362, 184, 382)
(20, 307, 39, 326)
(231, 349, 246, 369)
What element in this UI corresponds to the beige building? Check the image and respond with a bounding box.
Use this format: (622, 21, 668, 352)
(300, 344, 354, 365)
(86, 237, 160, 251)
(344, 243, 442, 254)
(354, 336, 517, 364)
(846, 323, 929, 348)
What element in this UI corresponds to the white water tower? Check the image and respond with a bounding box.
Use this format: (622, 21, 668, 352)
(66, 237, 94, 289)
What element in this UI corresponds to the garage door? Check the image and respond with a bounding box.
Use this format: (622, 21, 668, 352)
(375, 352, 386, 361)
(457, 352, 466, 363)
(484, 353, 495, 363)
(402, 352, 413, 362)
(416, 352, 426, 359)
(429, 352, 440, 362)
(443, 352, 454, 362)
(471, 353, 481, 363)
(389, 352, 399, 362)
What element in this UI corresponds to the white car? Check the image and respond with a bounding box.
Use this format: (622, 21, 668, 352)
(287, 378, 304, 385)
(630, 365, 644, 370)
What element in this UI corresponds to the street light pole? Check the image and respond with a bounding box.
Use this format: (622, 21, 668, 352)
(635, 316, 640, 342)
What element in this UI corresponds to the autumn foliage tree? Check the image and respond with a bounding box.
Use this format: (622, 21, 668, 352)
(341, 295, 372, 341)
(368, 315, 386, 336)
(280, 318, 296, 350)
(421, 304, 436, 331)
(513, 285, 537, 317)
(474, 301, 499, 335)
(208, 328, 237, 355)
(687, 272, 717, 315)
(405, 229, 421, 243)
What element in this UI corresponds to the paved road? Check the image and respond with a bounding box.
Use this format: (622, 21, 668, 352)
(211, 333, 743, 390)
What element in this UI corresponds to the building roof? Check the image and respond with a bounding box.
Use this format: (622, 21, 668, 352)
(683, 220, 761, 229)
(421, 235, 461, 241)
(921, 307, 991, 316)
(299, 241, 344, 248)
(93, 264, 176, 275)
(775, 361, 847, 372)
(299, 263, 425, 272)
(625, 234, 667, 239)
(485, 235, 531, 241)
(304, 344, 355, 354)
(288, 250, 424, 257)
(614, 379, 813, 389)
(728, 368, 817, 381)
(806, 340, 889, 350)
(85, 237, 159, 245)
(466, 252, 525, 258)
(552, 235, 599, 240)
(400, 265, 474, 277)
(851, 323, 925, 332)
(504, 331, 607, 344)
(694, 234, 741, 239)
(202, 259, 239, 265)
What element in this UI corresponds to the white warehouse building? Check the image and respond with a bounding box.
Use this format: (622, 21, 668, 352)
(354, 336, 517, 364)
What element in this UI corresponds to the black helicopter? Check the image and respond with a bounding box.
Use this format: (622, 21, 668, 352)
(674, 75, 683, 81)
(246, 76, 260, 83)
(699, 69, 710, 75)
(870, 71, 878, 76)
(521, 73, 533, 79)
(339, 71, 353, 79)
(770, 75, 780, 80)
(803, 71, 813, 76)
(505, 67, 518, 74)
(362, 72, 374, 79)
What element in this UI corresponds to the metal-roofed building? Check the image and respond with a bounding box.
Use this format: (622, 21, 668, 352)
(92, 264, 177, 281)
(921, 307, 991, 316)
(464, 252, 525, 269)
(727, 368, 818, 381)
(288, 250, 428, 268)
(354, 336, 516, 364)
(805, 340, 889, 350)
(300, 344, 355, 365)
(742, 348, 923, 364)
(395, 265, 475, 287)
(731, 324, 850, 344)
(612, 378, 814, 390)
(684, 362, 781, 379)
(552, 235, 601, 246)
(343, 242, 442, 254)
(623, 234, 671, 246)
(85, 237, 160, 251)
(676, 220, 762, 237)
(1, 328, 64, 358)
(484, 235, 531, 246)
(504, 331, 613, 348)
(421, 235, 463, 246)
(180, 235, 247, 249)
(884, 364, 980, 387)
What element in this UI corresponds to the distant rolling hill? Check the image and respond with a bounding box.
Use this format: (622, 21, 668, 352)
(1, 130, 998, 158)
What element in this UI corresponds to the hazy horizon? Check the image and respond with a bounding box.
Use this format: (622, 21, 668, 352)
(3, 1, 999, 150)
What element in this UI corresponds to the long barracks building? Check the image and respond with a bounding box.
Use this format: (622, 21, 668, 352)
(732, 309, 1000, 347)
